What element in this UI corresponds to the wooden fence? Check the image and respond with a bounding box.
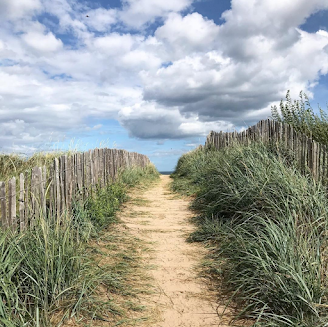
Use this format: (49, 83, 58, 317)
(0, 148, 150, 232)
(205, 119, 327, 181)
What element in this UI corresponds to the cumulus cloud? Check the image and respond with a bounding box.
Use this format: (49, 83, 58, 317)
(217, 0, 328, 61)
(120, 0, 193, 28)
(120, 49, 162, 71)
(93, 33, 135, 56)
(0, 61, 142, 150)
(23, 31, 63, 53)
(119, 102, 233, 139)
(138, 3, 328, 130)
(155, 13, 220, 59)
(41, 0, 92, 42)
(0, 0, 41, 19)
(1, 0, 328, 151)
(83, 8, 117, 32)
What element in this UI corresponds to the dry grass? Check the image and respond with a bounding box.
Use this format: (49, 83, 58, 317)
(60, 224, 157, 327)
(59, 180, 161, 327)
(0, 151, 70, 182)
(127, 211, 151, 218)
(129, 197, 152, 207)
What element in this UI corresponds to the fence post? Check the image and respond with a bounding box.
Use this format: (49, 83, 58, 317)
(66, 156, 72, 210)
(19, 173, 25, 232)
(24, 172, 30, 229)
(59, 157, 65, 215)
(41, 166, 46, 218)
(77, 153, 83, 201)
(8, 177, 16, 232)
(0, 182, 6, 229)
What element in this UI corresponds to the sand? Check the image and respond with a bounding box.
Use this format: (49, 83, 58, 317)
(122, 175, 231, 327)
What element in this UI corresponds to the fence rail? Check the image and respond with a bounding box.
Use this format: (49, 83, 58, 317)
(205, 119, 327, 181)
(0, 148, 150, 232)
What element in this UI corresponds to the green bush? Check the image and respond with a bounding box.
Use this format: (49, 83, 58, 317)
(85, 164, 159, 229)
(85, 182, 127, 229)
(172, 143, 328, 326)
(271, 90, 328, 146)
(171, 148, 215, 195)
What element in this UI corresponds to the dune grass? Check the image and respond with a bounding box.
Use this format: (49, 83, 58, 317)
(171, 142, 328, 326)
(0, 152, 69, 183)
(0, 159, 159, 326)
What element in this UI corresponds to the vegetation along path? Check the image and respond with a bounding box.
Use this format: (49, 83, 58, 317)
(121, 175, 229, 327)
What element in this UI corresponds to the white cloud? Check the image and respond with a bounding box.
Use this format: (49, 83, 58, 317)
(120, 0, 194, 28)
(83, 8, 117, 32)
(41, 0, 91, 42)
(317, 30, 328, 38)
(218, 0, 328, 60)
(222, 0, 328, 36)
(119, 101, 233, 139)
(0, 63, 142, 150)
(155, 13, 220, 59)
(23, 31, 63, 53)
(0, 0, 41, 19)
(1, 0, 328, 150)
(93, 33, 135, 56)
(120, 50, 161, 71)
(139, 1, 328, 128)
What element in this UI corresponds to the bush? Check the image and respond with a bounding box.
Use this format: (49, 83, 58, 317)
(271, 90, 328, 146)
(85, 164, 159, 229)
(85, 182, 127, 229)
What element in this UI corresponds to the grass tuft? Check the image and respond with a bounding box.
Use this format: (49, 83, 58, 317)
(0, 152, 69, 182)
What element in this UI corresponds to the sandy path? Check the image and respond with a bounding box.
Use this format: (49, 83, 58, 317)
(122, 175, 230, 327)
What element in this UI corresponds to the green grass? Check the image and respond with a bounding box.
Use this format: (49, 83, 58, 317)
(0, 161, 159, 326)
(172, 142, 328, 326)
(0, 218, 92, 326)
(118, 164, 160, 188)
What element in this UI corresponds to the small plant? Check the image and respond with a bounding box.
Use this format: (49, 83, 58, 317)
(0, 219, 91, 326)
(271, 90, 328, 146)
(85, 182, 127, 229)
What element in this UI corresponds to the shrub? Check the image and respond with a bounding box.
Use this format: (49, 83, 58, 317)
(271, 90, 328, 146)
(85, 182, 127, 229)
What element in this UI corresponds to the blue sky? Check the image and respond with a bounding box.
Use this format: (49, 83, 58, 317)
(0, 0, 328, 171)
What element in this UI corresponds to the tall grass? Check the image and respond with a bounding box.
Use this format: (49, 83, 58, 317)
(0, 162, 159, 326)
(172, 143, 328, 326)
(0, 152, 68, 182)
(0, 215, 94, 326)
